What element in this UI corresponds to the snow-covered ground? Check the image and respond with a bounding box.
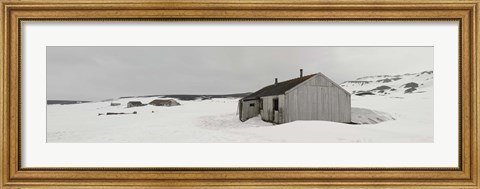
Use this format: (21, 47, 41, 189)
(47, 71, 433, 143)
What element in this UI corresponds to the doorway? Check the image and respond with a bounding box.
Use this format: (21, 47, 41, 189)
(273, 98, 279, 111)
(273, 98, 279, 123)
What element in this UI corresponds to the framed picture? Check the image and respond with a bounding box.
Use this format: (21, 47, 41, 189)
(1, 0, 478, 188)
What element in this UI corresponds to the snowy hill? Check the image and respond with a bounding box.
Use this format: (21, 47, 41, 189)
(340, 71, 433, 96)
(46, 71, 433, 143)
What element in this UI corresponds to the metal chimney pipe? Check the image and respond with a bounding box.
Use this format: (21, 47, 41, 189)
(300, 69, 303, 77)
(275, 78, 278, 85)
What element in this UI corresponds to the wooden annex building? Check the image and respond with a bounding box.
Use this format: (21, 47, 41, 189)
(238, 70, 351, 124)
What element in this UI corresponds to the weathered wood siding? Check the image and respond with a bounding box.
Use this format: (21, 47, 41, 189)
(260, 95, 285, 123)
(239, 100, 260, 122)
(284, 75, 351, 123)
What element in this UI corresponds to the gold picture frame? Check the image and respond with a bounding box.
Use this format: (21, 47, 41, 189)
(1, 0, 478, 188)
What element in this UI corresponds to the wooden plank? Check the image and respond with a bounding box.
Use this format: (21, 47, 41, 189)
(279, 95, 285, 123)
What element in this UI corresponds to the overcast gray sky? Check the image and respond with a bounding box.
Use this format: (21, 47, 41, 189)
(47, 46, 433, 101)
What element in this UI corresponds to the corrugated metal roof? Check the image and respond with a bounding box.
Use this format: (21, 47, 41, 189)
(242, 74, 316, 101)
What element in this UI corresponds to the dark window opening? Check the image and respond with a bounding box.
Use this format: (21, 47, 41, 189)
(273, 98, 279, 111)
(249, 103, 255, 107)
(259, 99, 263, 110)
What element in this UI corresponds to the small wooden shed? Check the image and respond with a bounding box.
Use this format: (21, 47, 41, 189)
(149, 99, 180, 107)
(238, 70, 351, 124)
(127, 101, 144, 108)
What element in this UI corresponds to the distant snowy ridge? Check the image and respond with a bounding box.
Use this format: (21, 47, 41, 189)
(340, 70, 433, 96)
(104, 92, 252, 102)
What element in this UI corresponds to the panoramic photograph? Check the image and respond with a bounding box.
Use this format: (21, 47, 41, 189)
(47, 46, 433, 143)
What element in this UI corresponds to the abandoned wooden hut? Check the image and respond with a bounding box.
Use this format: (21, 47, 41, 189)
(238, 70, 351, 124)
(127, 101, 144, 108)
(149, 99, 180, 107)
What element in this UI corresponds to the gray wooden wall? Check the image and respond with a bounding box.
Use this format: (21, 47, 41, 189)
(284, 74, 351, 123)
(239, 100, 260, 122)
(260, 95, 285, 123)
